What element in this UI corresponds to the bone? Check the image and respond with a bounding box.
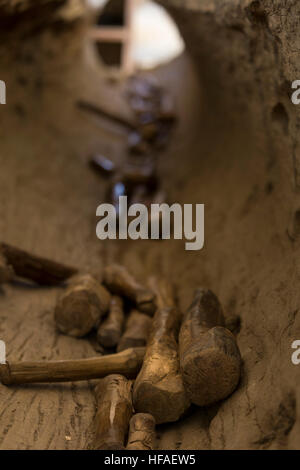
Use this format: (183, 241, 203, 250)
(117, 310, 152, 352)
(126, 413, 156, 450)
(0, 242, 77, 285)
(55, 274, 111, 337)
(93, 374, 133, 450)
(132, 278, 190, 424)
(0, 347, 145, 385)
(97, 296, 125, 349)
(103, 264, 156, 316)
(179, 288, 242, 406)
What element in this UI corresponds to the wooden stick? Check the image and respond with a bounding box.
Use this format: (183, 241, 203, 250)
(103, 264, 156, 316)
(0, 252, 14, 283)
(0, 242, 77, 285)
(93, 374, 133, 450)
(132, 278, 190, 424)
(97, 296, 125, 349)
(77, 100, 136, 131)
(89, 153, 156, 190)
(55, 274, 111, 337)
(117, 310, 152, 352)
(179, 288, 242, 406)
(0, 347, 145, 385)
(126, 413, 156, 450)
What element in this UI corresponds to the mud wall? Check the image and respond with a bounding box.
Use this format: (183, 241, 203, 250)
(158, 0, 300, 449)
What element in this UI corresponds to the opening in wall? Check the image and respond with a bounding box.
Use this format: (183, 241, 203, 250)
(87, 0, 185, 75)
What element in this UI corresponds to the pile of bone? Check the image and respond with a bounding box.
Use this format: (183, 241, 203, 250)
(89, 76, 176, 214)
(0, 243, 241, 450)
